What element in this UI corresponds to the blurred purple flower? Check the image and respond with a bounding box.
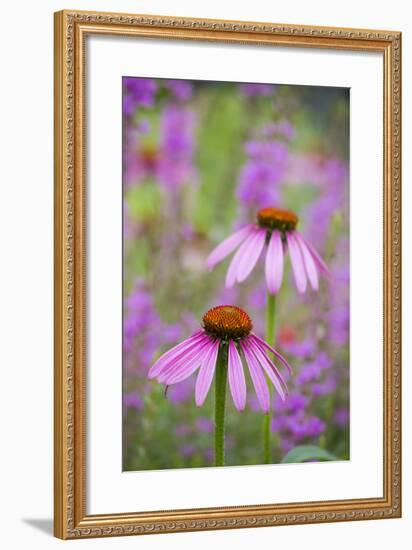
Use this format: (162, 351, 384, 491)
(165, 79, 193, 101)
(123, 281, 160, 356)
(123, 105, 197, 190)
(304, 158, 349, 250)
(214, 286, 240, 306)
(161, 106, 195, 156)
(123, 77, 157, 111)
(236, 140, 288, 211)
(239, 83, 276, 97)
(281, 337, 317, 359)
(274, 410, 325, 449)
(123, 279, 189, 377)
(167, 379, 195, 404)
(123, 392, 143, 411)
(123, 94, 137, 118)
(295, 361, 322, 385)
(274, 392, 309, 413)
(260, 120, 296, 141)
(181, 223, 195, 241)
(287, 413, 326, 440)
(181, 444, 195, 458)
(246, 285, 266, 310)
(163, 324, 183, 344)
(327, 259, 350, 346)
(197, 417, 214, 433)
(280, 437, 295, 454)
(275, 120, 295, 140)
(312, 377, 337, 397)
(327, 307, 349, 346)
(334, 407, 349, 428)
(315, 351, 332, 370)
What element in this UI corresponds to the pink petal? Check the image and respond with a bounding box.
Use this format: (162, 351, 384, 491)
(248, 338, 288, 402)
(206, 225, 254, 270)
(294, 232, 319, 290)
(228, 341, 246, 411)
(240, 340, 270, 412)
(158, 337, 214, 385)
(225, 229, 259, 288)
(299, 233, 330, 277)
(265, 230, 284, 294)
(286, 231, 307, 293)
(156, 335, 210, 382)
(236, 229, 266, 283)
(195, 340, 220, 406)
(250, 333, 292, 375)
(148, 331, 204, 378)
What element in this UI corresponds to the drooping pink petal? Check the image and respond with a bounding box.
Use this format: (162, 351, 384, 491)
(294, 232, 319, 290)
(299, 233, 330, 277)
(148, 331, 204, 379)
(265, 230, 284, 294)
(286, 231, 307, 293)
(240, 340, 270, 412)
(161, 337, 215, 385)
(195, 340, 220, 406)
(225, 229, 259, 288)
(248, 338, 288, 402)
(228, 341, 246, 411)
(206, 225, 254, 270)
(249, 339, 288, 399)
(250, 333, 292, 375)
(150, 332, 209, 380)
(236, 229, 266, 283)
(156, 334, 211, 382)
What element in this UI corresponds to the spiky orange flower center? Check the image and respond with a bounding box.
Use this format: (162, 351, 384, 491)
(257, 207, 298, 231)
(202, 305, 253, 340)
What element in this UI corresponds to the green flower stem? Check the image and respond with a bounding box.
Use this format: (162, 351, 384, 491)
(263, 412, 271, 464)
(266, 293, 276, 348)
(263, 293, 276, 464)
(214, 345, 228, 467)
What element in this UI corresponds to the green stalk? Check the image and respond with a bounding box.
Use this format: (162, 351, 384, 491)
(263, 293, 276, 464)
(266, 293, 276, 348)
(214, 344, 228, 466)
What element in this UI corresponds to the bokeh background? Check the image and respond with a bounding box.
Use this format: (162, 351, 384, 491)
(122, 77, 349, 471)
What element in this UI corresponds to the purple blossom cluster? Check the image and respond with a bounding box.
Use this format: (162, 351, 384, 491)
(327, 241, 350, 346)
(123, 77, 194, 118)
(123, 105, 197, 190)
(123, 77, 157, 114)
(164, 79, 193, 101)
(123, 279, 183, 374)
(302, 157, 349, 251)
(237, 139, 289, 212)
(269, 344, 340, 452)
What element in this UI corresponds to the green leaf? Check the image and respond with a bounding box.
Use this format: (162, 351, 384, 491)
(281, 445, 338, 464)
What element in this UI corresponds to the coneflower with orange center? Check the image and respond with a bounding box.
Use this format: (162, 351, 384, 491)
(148, 305, 291, 466)
(207, 207, 329, 295)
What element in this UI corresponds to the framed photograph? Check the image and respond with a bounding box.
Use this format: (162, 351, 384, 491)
(54, 9, 402, 539)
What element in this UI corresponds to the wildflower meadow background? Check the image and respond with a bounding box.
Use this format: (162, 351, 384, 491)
(123, 77, 350, 471)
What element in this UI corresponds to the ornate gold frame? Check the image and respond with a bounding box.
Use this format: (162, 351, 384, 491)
(54, 9, 402, 540)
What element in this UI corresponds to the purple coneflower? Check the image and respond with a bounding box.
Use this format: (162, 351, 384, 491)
(207, 207, 329, 294)
(148, 305, 291, 466)
(148, 305, 290, 411)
